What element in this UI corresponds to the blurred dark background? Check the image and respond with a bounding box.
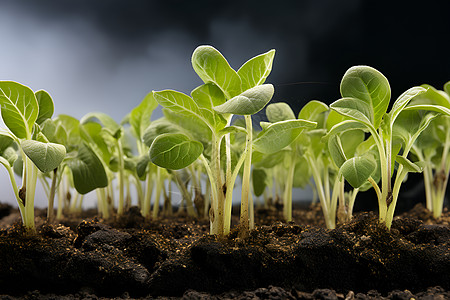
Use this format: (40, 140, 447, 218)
(0, 0, 449, 210)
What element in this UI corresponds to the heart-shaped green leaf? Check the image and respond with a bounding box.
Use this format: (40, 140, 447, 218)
(394, 110, 439, 150)
(327, 129, 365, 169)
(136, 154, 150, 179)
(21, 140, 66, 173)
(0, 134, 14, 153)
(252, 168, 267, 197)
(298, 100, 329, 122)
(253, 119, 316, 154)
(338, 66, 391, 129)
(330, 97, 374, 130)
(0, 81, 38, 139)
(191, 83, 226, 109)
(143, 118, 182, 147)
(191, 45, 242, 99)
(213, 84, 274, 115)
(340, 156, 376, 189)
(266, 102, 295, 122)
(66, 143, 108, 194)
(35, 90, 54, 125)
(389, 86, 427, 126)
(149, 133, 203, 170)
(238, 49, 275, 91)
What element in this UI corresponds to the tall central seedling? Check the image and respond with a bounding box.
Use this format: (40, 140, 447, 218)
(149, 46, 275, 236)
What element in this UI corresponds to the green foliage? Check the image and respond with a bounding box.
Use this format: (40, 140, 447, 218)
(253, 119, 316, 154)
(149, 133, 204, 170)
(0, 81, 38, 139)
(213, 84, 274, 115)
(21, 140, 66, 173)
(66, 143, 108, 194)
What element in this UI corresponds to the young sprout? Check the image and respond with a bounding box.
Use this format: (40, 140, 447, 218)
(149, 45, 276, 237)
(328, 66, 446, 229)
(80, 112, 128, 215)
(323, 110, 371, 224)
(259, 101, 317, 221)
(405, 83, 450, 218)
(0, 82, 66, 233)
(41, 114, 109, 219)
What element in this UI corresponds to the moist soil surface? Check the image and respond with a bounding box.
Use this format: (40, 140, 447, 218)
(0, 203, 449, 299)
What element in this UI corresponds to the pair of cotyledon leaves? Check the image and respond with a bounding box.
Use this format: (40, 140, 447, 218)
(0, 81, 66, 173)
(149, 46, 317, 170)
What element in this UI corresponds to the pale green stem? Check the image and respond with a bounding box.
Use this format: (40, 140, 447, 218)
(336, 177, 345, 223)
(369, 128, 388, 223)
(173, 170, 197, 217)
(152, 167, 162, 219)
(100, 187, 109, 219)
(57, 181, 64, 220)
(310, 182, 318, 204)
(107, 181, 114, 209)
(24, 156, 38, 233)
(204, 181, 211, 219)
(70, 190, 79, 212)
(283, 151, 297, 222)
(125, 175, 132, 210)
(199, 154, 217, 213)
(210, 133, 225, 235)
(0, 158, 22, 212)
(327, 176, 340, 229)
(116, 139, 125, 215)
(307, 155, 331, 228)
(47, 169, 58, 223)
(133, 175, 144, 209)
(249, 191, 254, 230)
(323, 164, 331, 205)
(223, 137, 249, 235)
(39, 176, 50, 198)
(239, 115, 253, 237)
(77, 194, 84, 212)
(142, 171, 154, 218)
(432, 136, 450, 218)
(223, 131, 233, 234)
(368, 177, 382, 203)
(386, 165, 407, 229)
(96, 189, 103, 217)
(348, 188, 359, 221)
(414, 149, 433, 211)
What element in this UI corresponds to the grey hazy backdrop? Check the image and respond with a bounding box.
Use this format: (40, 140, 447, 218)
(1, 0, 449, 210)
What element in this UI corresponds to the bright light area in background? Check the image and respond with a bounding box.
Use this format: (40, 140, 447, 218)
(0, 3, 313, 209)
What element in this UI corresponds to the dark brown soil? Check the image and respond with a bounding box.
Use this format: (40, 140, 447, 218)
(0, 203, 448, 299)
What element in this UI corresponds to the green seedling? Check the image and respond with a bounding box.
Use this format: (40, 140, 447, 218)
(0, 82, 66, 232)
(80, 112, 129, 215)
(260, 101, 317, 221)
(41, 114, 109, 219)
(323, 110, 373, 225)
(148, 45, 276, 237)
(328, 66, 445, 229)
(406, 83, 450, 218)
